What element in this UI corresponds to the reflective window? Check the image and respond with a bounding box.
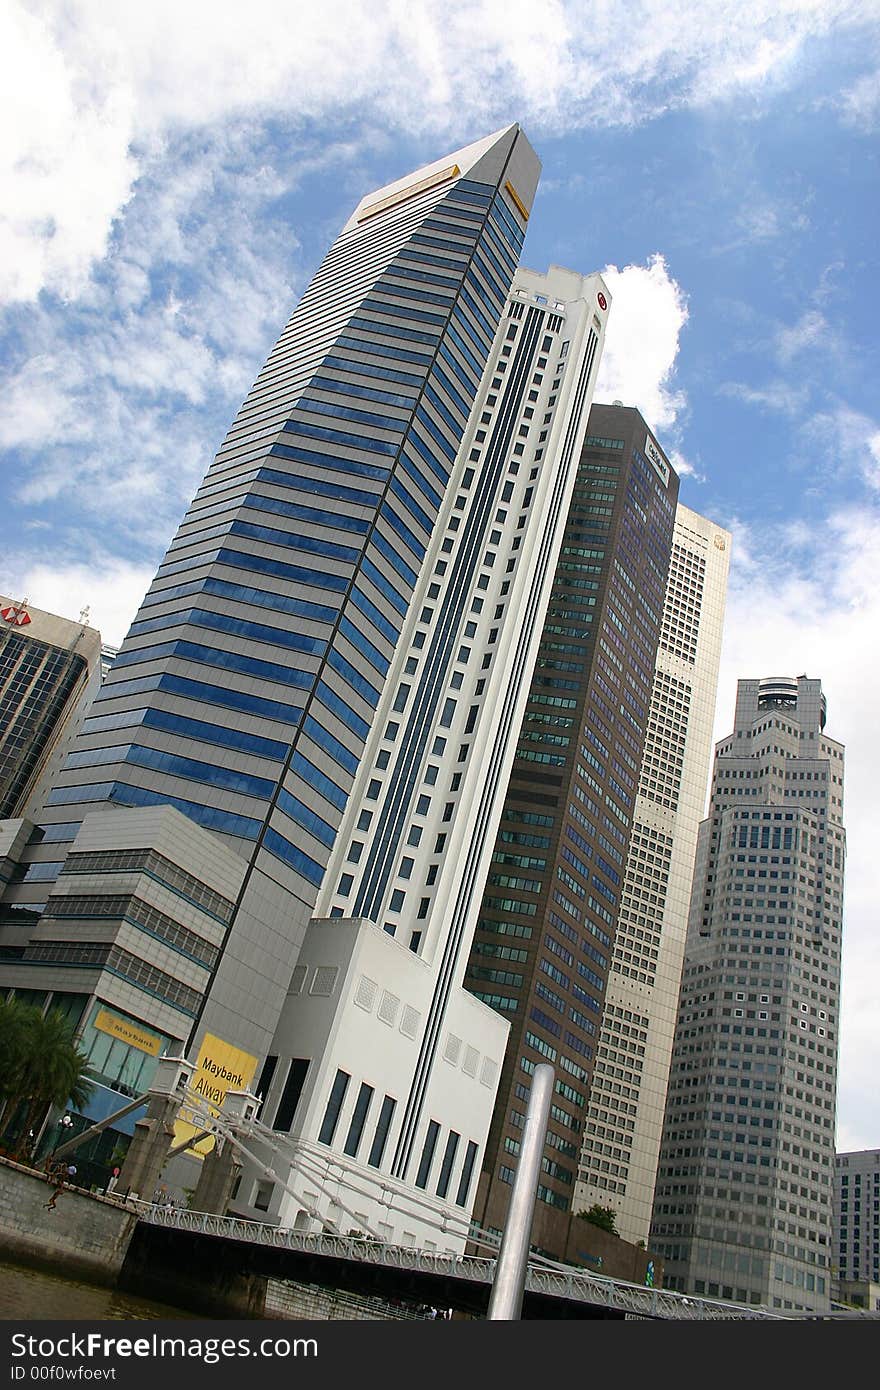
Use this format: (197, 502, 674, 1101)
(276, 790, 336, 848)
(262, 827, 323, 885)
(281, 417, 398, 458)
(339, 616, 391, 677)
(290, 752, 347, 811)
(216, 547, 350, 593)
(315, 681, 371, 741)
(230, 520, 361, 565)
(303, 715, 359, 774)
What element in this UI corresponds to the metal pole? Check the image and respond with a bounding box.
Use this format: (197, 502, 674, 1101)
(487, 1062, 554, 1321)
(52, 1092, 150, 1161)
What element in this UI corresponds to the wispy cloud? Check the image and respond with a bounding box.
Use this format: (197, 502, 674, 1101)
(802, 406, 880, 491)
(0, 123, 324, 560)
(719, 379, 810, 416)
(776, 308, 829, 363)
(3, 0, 877, 303)
(838, 66, 880, 131)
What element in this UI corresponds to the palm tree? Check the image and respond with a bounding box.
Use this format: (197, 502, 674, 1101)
(0, 999, 93, 1157)
(0, 996, 33, 1121)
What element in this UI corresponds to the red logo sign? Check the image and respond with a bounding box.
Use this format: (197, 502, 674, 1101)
(1, 606, 31, 626)
(597, 293, 607, 311)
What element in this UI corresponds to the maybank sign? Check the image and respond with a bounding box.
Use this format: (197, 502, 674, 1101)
(644, 432, 670, 487)
(173, 1032, 258, 1157)
(94, 1007, 162, 1056)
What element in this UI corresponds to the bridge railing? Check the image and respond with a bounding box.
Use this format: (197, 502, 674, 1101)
(128, 1201, 784, 1320)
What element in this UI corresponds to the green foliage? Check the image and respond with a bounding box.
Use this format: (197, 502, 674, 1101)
(0, 998, 93, 1156)
(577, 1203, 618, 1235)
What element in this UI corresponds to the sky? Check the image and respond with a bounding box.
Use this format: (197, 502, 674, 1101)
(2, 1, 878, 1153)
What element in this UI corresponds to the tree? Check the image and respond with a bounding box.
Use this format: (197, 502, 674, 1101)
(0, 996, 32, 1105)
(577, 1203, 618, 1235)
(0, 999, 93, 1157)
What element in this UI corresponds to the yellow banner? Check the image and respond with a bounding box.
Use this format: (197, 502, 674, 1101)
(94, 1007, 162, 1056)
(173, 1032, 258, 1159)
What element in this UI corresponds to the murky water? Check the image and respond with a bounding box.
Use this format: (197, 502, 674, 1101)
(0, 1258, 195, 1320)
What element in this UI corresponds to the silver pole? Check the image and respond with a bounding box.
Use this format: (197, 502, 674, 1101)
(52, 1092, 150, 1161)
(487, 1062, 554, 1321)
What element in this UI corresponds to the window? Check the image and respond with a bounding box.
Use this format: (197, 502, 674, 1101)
(273, 1059, 309, 1133)
(253, 1180, 275, 1212)
(416, 1120, 441, 1189)
(318, 1069, 350, 1145)
(343, 1082, 374, 1158)
(367, 1095, 396, 1168)
(456, 1140, 479, 1205)
(436, 1131, 460, 1199)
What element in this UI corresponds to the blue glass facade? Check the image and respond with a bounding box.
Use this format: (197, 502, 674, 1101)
(0, 127, 541, 1069)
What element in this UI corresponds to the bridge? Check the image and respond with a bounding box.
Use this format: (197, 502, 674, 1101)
(125, 1202, 786, 1320)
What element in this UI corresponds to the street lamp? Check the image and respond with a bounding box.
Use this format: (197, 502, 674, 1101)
(52, 1113, 74, 1154)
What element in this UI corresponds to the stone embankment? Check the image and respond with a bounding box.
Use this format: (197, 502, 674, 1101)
(0, 1155, 138, 1284)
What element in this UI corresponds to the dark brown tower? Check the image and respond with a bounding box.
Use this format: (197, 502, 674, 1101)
(466, 402, 679, 1248)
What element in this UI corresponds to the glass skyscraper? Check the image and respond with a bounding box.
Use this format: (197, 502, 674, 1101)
(0, 597, 102, 822)
(575, 504, 730, 1244)
(465, 404, 680, 1249)
(0, 126, 613, 1246)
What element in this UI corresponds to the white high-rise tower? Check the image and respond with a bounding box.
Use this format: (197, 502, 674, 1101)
(238, 263, 610, 1244)
(651, 675, 845, 1312)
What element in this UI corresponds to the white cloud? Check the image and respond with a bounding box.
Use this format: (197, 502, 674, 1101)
(776, 309, 828, 363)
(0, 555, 153, 648)
(3, 0, 877, 302)
(803, 406, 880, 491)
(0, 4, 136, 301)
(719, 379, 810, 416)
(0, 123, 310, 549)
(838, 66, 880, 131)
(715, 506, 880, 1150)
(668, 448, 704, 483)
(595, 254, 689, 433)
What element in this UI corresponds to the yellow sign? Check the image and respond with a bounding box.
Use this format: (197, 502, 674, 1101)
(504, 180, 530, 221)
(173, 1033, 258, 1159)
(94, 1007, 162, 1056)
(358, 163, 460, 222)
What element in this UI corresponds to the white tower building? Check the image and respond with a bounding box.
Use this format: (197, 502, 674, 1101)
(236, 264, 610, 1246)
(651, 675, 845, 1312)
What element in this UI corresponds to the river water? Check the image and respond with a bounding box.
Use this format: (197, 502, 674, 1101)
(0, 1258, 195, 1321)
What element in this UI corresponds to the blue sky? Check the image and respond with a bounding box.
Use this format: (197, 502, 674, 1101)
(2, 1, 879, 1152)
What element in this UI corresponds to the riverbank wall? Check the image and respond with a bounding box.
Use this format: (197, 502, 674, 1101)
(0, 1155, 138, 1285)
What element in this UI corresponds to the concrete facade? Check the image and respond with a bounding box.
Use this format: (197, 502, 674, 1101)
(651, 676, 845, 1313)
(834, 1148, 880, 1290)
